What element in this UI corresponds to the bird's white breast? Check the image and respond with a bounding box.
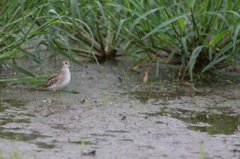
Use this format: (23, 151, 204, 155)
(50, 68, 71, 91)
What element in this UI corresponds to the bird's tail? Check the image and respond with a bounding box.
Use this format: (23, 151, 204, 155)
(37, 84, 47, 88)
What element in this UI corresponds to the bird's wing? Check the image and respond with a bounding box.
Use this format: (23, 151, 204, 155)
(38, 73, 59, 88)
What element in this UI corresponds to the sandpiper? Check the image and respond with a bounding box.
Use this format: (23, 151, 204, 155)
(38, 60, 71, 102)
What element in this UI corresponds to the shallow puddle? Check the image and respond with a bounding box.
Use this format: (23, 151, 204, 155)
(0, 99, 48, 149)
(35, 142, 56, 149)
(0, 99, 31, 127)
(0, 99, 31, 124)
(130, 82, 240, 135)
(0, 130, 45, 141)
(186, 112, 239, 135)
(69, 140, 97, 145)
(0, 99, 28, 112)
(143, 107, 239, 135)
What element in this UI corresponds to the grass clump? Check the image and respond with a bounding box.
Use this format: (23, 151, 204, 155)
(0, 0, 239, 83)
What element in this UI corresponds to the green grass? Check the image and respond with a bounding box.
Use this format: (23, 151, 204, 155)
(0, 148, 22, 159)
(0, 149, 2, 159)
(199, 142, 205, 159)
(11, 148, 20, 159)
(0, 0, 239, 83)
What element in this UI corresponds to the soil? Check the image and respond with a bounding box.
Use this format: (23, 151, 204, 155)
(0, 58, 239, 159)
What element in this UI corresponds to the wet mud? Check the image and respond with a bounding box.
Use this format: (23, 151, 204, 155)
(0, 58, 239, 159)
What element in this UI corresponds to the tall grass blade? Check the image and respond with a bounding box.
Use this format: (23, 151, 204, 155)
(189, 45, 206, 81)
(210, 30, 229, 46)
(0, 50, 20, 60)
(142, 13, 189, 40)
(0, 76, 48, 84)
(232, 24, 240, 51)
(70, 0, 77, 33)
(4, 61, 36, 77)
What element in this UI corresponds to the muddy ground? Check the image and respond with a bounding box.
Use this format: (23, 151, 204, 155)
(0, 58, 239, 159)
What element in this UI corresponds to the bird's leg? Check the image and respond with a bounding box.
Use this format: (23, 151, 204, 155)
(51, 91, 56, 101)
(57, 90, 63, 104)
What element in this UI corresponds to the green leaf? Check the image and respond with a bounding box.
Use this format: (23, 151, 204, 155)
(4, 61, 36, 77)
(202, 55, 229, 73)
(232, 24, 240, 51)
(0, 76, 49, 84)
(181, 36, 188, 57)
(178, 18, 185, 32)
(128, 8, 162, 38)
(0, 50, 20, 60)
(70, 0, 77, 33)
(202, 43, 233, 73)
(125, 0, 130, 9)
(210, 30, 229, 46)
(208, 47, 213, 61)
(62, 87, 79, 94)
(189, 45, 206, 81)
(115, 19, 128, 42)
(28, 31, 46, 36)
(56, 34, 72, 58)
(142, 13, 189, 40)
